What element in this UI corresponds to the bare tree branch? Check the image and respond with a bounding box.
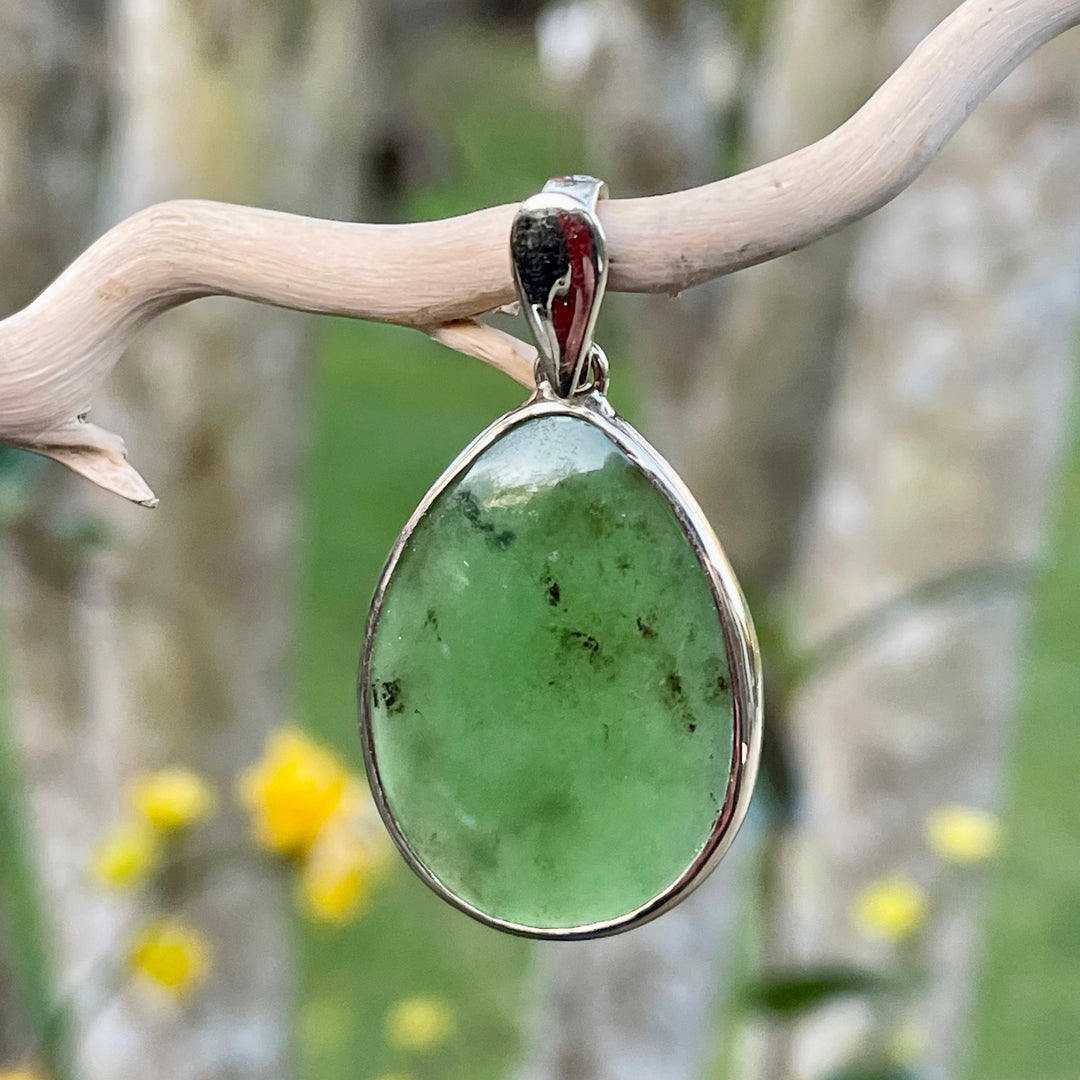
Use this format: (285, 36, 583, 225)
(0, 0, 1077, 504)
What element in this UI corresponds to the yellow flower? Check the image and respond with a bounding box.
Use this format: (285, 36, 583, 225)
(300, 778, 393, 924)
(130, 768, 216, 832)
(384, 996, 455, 1053)
(237, 729, 349, 856)
(0, 1066, 49, 1080)
(131, 919, 211, 998)
(925, 804, 1001, 864)
(91, 819, 161, 889)
(853, 874, 928, 942)
(301, 826, 373, 924)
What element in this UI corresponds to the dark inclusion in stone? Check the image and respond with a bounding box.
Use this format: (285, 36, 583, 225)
(368, 414, 735, 930)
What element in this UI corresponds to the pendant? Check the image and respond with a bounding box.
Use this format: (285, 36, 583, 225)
(359, 176, 762, 939)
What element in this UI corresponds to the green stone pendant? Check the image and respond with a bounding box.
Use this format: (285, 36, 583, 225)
(360, 177, 762, 939)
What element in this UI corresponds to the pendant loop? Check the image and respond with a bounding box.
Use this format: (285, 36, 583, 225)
(510, 175, 609, 398)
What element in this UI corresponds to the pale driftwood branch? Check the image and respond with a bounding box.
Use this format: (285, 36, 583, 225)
(1, 0, 1077, 506)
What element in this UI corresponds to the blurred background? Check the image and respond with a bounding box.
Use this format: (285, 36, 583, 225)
(1, 1, 1079, 1079)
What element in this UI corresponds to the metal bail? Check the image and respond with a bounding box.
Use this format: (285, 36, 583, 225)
(510, 175, 609, 398)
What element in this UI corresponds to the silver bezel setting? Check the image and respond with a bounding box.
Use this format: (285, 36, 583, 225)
(358, 386, 763, 941)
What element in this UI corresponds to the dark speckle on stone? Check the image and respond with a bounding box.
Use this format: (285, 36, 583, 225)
(615, 554, 632, 572)
(466, 831, 499, 874)
(563, 629, 600, 654)
(378, 678, 403, 715)
(636, 615, 656, 639)
(662, 671, 698, 734)
(424, 608, 440, 635)
(665, 672, 685, 704)
(536, 790, 576, 823)
(547, 580, 561, 606)
(457, 490, 514, 549)
(585, 502, 608, 538)
(457, 488, 483, 525)
(706, 656, 730, 701)
(560, 629, 608, 667)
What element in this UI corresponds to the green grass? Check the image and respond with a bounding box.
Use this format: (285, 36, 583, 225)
(969, 415, 1080, 1079)
(392, 24, 589, 221)
(0, 665, 57, 1068)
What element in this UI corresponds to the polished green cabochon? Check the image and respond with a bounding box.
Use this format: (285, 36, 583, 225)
(366, 413, 735, 931)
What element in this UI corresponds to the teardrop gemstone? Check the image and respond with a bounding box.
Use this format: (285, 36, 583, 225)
(364, 411, 736, 932)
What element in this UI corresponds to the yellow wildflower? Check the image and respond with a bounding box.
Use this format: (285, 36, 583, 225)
(130, 768, 216, 832)
(300, 779, 392, 923)
(237, 729, 349, 856)
(131, 919, 211, 998)
(301, 828, 372, 924)
(852, 874, 928, 942)
(385, 996, 455, 1053)
(925, 804, 1001, 864)
(0, 1066, 49, 1080)
(91, 819, 160, 889)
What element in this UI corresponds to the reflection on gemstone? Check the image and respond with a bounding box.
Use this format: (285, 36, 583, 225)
(367, 413, 735, 930)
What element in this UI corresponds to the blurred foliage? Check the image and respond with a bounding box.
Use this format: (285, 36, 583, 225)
(0, 674, 62, 1078)
(392, 23, 587, 220)
(738, 966, 892, 1017)
(738, 805, 998, 1080)
(724, 0, 774, 55)
(0, 446, 109, 550)
(823, 1069, 920, 1080)
(0, 449, 44, 528)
